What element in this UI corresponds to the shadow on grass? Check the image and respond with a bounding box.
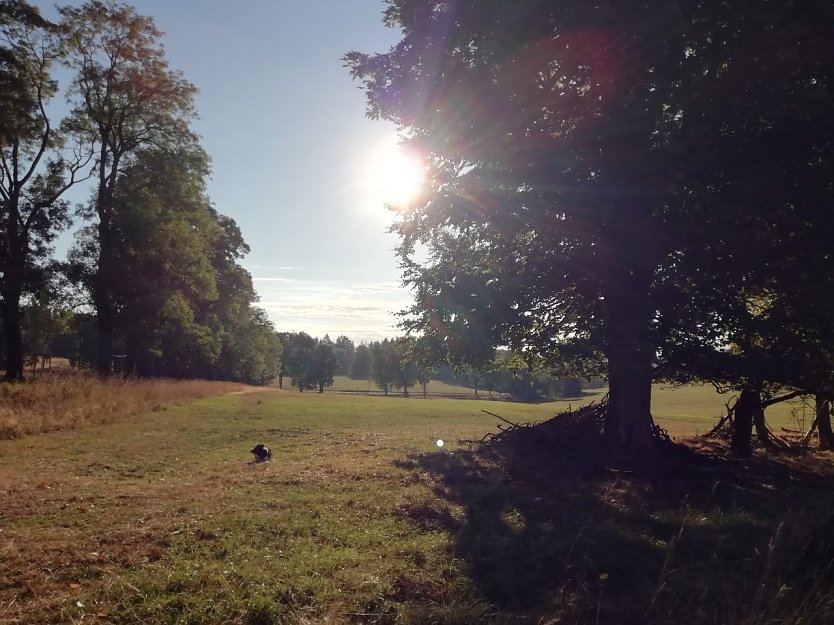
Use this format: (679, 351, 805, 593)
(395, 438, 834, 625)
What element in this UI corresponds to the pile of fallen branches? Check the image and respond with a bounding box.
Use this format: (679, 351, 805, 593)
(702, 392, 807, 450)
(476, 398, 684, 477)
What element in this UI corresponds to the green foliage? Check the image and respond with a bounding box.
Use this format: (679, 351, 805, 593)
(310, 337, 338, 392)
(349, 343, 371, 380)
(0, 2, 80, 380)
(333, 334, 355, 375)
(370, 339, 398, 396)
(61, 0, 200, 374)
(217, 309, 282, 386)
(280, 332, 317, 391)
(347, 0, 834, 450)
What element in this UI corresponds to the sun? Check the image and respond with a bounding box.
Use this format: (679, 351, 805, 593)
(366, 136, 426, 209)
(376, 147, 425, 207)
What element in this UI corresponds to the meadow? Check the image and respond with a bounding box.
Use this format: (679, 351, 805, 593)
(1, 383, 832, 624)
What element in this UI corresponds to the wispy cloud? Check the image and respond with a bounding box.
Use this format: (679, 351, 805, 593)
(254, 278, 412, 342)
(245, 264, 300, 271)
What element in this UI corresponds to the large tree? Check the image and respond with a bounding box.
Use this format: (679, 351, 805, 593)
(61, 0, 197, 375)
(310, 336, 338, 393)
(111, 146, 220, 377)
(0, 1, 89, 381)
(653, 0, 834, 454)
(348, 1, 834, 456)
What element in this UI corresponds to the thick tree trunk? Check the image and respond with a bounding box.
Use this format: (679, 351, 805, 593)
(816, 394, 834, 450)
(94, 149, 120, 377)
(95, 220, 116, 376)
(2, 211, 27, 383)
(731, 386, 759, 457)
(2, 287, 25, 383)
(603, 271, 655, 455)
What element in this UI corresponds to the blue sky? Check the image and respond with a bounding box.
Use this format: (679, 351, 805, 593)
(34, 1, 410, 342)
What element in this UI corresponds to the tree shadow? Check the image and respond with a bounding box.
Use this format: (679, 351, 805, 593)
(394, 437, 834, 624)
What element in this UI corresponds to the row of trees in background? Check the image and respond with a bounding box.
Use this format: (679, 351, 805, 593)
(277, 331, 594, 401)
(0, 0, 281, 384)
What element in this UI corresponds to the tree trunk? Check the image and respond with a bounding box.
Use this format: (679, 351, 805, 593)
(2, 210, 27, 383)
(278, 372, 284, 389)
(318, 383, 324, 393)
(753, 399, 770, 446)
(94, 218, 116, 376)
(94, 149, 121, 377)
(731, 386, 758, 457)
(2, 287, 25, 383)
(603, 271, 655, 455)
(423, 381, 427, 398)
(816, 394, 834, 450)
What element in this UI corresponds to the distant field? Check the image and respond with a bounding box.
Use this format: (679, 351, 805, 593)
(323, 375, 482, 396)
(651, 383, 813, 437)
(317, 378, 813, 438)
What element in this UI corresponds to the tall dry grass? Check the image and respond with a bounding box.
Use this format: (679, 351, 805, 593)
(0, 370, 255, 439)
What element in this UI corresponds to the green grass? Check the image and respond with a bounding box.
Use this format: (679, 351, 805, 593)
(310, 375, 483, 396)
(2, 387, 832, 624)
(651, 383, 813, 437)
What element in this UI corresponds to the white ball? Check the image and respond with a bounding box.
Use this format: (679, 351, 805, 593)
(436, 439, 444, 447)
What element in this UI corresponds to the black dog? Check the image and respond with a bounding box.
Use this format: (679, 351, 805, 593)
(250, 444, 273, 462)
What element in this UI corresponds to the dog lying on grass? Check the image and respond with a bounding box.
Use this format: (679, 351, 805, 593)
(250, 444, 273, 462)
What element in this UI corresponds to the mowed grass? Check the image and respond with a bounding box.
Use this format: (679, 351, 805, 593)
(311, 375, 483, 397)
(2, 386, 832, 624)
(0, 392, 565, 624)
(651, 384, 813, 437)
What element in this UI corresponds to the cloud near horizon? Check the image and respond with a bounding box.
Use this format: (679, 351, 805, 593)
(254, 277, 412, 343)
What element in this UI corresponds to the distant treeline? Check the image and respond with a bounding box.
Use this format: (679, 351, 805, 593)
(278, 332, 603, 401)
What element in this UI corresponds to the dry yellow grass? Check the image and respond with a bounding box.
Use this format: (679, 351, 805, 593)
(0, 371, 259, 439)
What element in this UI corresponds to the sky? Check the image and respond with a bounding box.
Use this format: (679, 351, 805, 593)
(33, 0, 412, 343)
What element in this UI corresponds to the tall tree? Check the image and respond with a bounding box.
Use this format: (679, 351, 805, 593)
(281, 332, 317, 391)
(390, 337, 417, 397)
(61, 0, 197, 375)
(347, 1, 834, 456)
(653, 0, 834, 454)
(110, 146, 219, 377)
(310, 336, 338, 393)
(0, 2, 89, 381)
(350, 343, 371, 380)
(333, 334, 355, 375)
(408, 335, 443, 398)
(370, 339, 397, 396)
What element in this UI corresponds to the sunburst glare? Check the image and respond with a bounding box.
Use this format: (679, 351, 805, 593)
(359, 135, 426, 214)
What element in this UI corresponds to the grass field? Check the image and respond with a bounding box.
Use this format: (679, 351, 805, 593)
(2, 385, 832, 624)
(295, 375, 484, 397)
(0, 371, 252, 440)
